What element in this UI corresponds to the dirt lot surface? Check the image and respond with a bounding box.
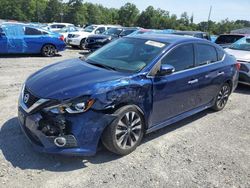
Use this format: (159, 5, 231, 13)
(0, 49, 249, 188)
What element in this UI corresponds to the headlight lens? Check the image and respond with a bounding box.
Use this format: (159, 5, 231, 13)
(44, 98, 95, 114)
(72, 34, 80, 38)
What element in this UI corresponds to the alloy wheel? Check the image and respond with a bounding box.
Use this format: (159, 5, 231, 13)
(216, 85, 230, 109)
(43, 45, 56, 57)
(115, 111, 142, 149)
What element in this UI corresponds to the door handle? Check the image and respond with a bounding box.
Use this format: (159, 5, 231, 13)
(188, 79, 198, 84)
(217, 71, 225, 76)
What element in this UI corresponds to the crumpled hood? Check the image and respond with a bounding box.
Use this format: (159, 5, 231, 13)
(25, 58, 129, 100)
(225, 48, 250, 62)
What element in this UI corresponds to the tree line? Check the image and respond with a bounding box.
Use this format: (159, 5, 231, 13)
(0, 0, 249, 35)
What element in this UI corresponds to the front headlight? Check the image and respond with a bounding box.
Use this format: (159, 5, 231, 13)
(72, 34, 80, 38)
(44, 98, 95, 114)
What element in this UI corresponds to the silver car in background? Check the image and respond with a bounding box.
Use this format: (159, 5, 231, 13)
(225, 37, 250, 85)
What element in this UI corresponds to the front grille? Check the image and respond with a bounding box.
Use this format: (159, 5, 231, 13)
(23, 87, 40, 108)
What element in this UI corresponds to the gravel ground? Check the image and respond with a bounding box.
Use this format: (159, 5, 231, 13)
(0, 49, 249, 188)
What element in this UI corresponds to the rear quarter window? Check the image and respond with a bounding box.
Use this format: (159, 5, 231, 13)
(196, 44, 218, 66)
(217, 48, 225, 61)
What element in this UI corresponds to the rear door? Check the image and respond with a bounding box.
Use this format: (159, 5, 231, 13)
(23, 27, 44, 53)
(151, 43, 200, 126)
(194, 43, 226, 106)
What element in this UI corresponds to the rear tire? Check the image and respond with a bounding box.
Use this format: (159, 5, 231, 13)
(102, 105, 145, 155)
(212, 83, 231, 111)
(41, 44, 56, 57)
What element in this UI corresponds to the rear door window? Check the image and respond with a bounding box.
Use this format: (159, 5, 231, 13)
(162, 44, 195, 72)
(25, 27, 42, 35)
(217, 48, 225, 61)
(196, 44, 218, 66)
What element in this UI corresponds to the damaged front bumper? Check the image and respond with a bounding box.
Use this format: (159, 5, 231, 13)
(18, 106, 116, 156)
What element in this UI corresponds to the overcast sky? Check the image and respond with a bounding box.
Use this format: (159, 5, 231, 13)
(85, 0, 250, 23)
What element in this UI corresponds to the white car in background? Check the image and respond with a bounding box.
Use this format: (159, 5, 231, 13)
(53, 26, 81, 41)
(225, 36, 250, 85)
(67, 24, 120, 49)
(48, 23, 75, 32)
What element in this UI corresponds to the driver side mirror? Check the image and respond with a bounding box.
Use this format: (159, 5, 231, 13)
(157, 64, 175, 76)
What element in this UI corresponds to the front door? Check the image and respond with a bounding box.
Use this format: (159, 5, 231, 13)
(23, 27, 44, 53)
(151, 43, 200, 126)
(0, 28, 7, 53)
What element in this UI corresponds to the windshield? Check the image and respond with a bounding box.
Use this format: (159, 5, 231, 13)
(230, 37, 250, 51)
(84, 25, 97, 33)
(103, 28, 123, 36)
(85, 38, 168, 73)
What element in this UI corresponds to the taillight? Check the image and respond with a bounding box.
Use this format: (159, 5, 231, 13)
(236, 61, 241, 71)
(59, 35, 64, 41)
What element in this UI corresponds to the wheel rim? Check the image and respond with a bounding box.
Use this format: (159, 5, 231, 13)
(115, 111, 142, 149)
(81, 41, 86, 49)
(43, 45, 55, 56)
(217, 85, 230, 108)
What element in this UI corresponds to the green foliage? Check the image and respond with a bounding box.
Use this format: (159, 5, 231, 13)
(44, 0, 63, 23)
(0, 0, 249, 34)
(118, 3, 139, 26)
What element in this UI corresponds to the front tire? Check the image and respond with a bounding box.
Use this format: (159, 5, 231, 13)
(102, 105, 145, 155)
(41, 44, 56, 57)
(212, 83, 231, 111)
(79, 38, 86, 50)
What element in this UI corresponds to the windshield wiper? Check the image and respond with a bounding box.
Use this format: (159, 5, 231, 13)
(88, 62, 117, 71)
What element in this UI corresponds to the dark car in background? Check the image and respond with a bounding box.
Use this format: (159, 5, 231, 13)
(0, 23, 66, 57)
(18, 34, 239, 156)
(172, 31, 211, 40)
(85, 27, 139, 51)
(215, 34, 246, 48)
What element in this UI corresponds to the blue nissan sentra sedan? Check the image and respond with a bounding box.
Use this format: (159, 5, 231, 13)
(18, 34, 239, 156)
(0, 23, 66, 57)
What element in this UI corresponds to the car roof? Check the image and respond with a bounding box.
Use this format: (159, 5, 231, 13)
(127, 33, 205, 44)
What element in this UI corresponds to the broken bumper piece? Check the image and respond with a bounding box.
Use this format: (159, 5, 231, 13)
(18, 107, 116, 156)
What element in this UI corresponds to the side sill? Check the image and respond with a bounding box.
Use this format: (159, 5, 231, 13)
(146, 103, 212, 134)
